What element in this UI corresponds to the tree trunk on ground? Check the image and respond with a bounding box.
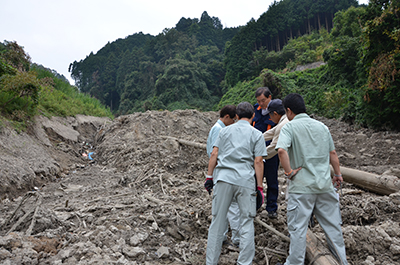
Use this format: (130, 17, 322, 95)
(306, 230, 340, 265)
(332, 166, 400, 195)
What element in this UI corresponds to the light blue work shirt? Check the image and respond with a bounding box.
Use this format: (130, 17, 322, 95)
(213, 120, 267, 190)
(206, 119, 225, 157)
(276, 113, 335, 194)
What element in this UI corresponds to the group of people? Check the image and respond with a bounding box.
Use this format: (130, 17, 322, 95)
(204, 87, 348, 265)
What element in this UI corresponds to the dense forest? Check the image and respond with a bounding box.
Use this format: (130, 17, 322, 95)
(69, 0, 359, 114)
(1, 0, 399, 131)
(69, 11, 240, 114)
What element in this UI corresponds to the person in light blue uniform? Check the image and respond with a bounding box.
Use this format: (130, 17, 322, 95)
(205, 102, 267, 265)
(205, 105, 241, 246)
(276, 93, 348, 265)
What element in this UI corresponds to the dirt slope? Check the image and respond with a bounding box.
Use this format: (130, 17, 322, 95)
(0, 110, 400, 265)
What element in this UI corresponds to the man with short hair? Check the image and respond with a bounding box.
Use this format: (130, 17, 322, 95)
(205, 105, 240, 246)
(276, 93, 348, 265)
(252, 87, 279, 218)
(205, 102, 267, 265)
(206, 105, 237, 157)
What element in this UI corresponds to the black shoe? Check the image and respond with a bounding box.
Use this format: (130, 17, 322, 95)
(276, 263, 284, 265)
(268, 211, 278, 219)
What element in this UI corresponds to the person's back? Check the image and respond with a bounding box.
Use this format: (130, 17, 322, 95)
(206, 102, 267, 265)
(214, 120, 263, 188)
(276, 93, 348, 265)
(280, 113, 334, 194)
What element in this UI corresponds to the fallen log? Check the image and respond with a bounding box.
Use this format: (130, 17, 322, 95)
(306, 230, 340, 265)
(331, 166, 400, 195)
(161, 136, 206, 149)
(255, 217, 340, 265)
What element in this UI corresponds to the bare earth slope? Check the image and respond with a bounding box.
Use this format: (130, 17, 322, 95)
(0, 110, 400, 264)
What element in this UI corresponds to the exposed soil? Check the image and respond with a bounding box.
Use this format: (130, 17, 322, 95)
(0, 110, 400, 265)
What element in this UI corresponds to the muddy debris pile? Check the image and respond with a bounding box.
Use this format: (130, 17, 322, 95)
(0, 110, 400, 264)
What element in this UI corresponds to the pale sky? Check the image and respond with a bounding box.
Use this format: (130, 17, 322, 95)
(1, 0, 369, 84)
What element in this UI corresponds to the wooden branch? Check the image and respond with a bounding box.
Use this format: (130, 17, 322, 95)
(255, 217, 290, 242)
(257, 246, 287, 257)
(26, 196, 42, 236)
(7, 207, 35, 235)
(160, 175, 166, 195)
(3, 192, 34, 228)
(263, 249, 269, 265)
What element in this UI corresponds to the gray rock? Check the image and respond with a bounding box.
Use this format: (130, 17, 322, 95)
(156, 246, 169, 258)
(129, 232, 149, 246)
(122, 246, 146, 258)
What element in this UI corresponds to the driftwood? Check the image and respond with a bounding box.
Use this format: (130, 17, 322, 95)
(332, 166, 400, 195)
(161, 136, 206, 149)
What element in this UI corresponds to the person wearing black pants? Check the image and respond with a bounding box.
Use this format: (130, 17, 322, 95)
(252, 87, 279, 218)
(263, 155, 279, 217)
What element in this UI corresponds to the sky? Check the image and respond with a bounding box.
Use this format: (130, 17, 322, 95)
(1, 0, 369, 85)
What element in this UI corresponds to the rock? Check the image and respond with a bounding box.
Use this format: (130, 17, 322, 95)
(122, 246, 146, 258)
(129, 232, 149, 246)
(0, 248, 11, 259)
(156, 246, 169, 258)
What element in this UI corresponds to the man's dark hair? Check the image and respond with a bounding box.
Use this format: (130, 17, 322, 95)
(220, 105, 236, 118)
(255, 87, 272, 98)
(236, 102, 254, 119)
(282, 93, 306, 114)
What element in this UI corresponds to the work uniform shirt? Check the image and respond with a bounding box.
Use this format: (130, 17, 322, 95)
(213, 120, 267, 190)
(276, 113, 335, 194)
(206, 119, 225, 158)
(263, 114, 289, 160)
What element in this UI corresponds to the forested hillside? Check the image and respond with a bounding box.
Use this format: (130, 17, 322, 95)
(224, 0, 360, 86)
(220, 0, 400, 131)
(69, 12, 240, 114)
(69, 0, 359, 115)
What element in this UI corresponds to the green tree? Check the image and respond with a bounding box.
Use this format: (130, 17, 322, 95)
(360, 0, 400, 130)
(155, 58, 211, 108)
(0, 71, 41, 117)
(0, 41, 31, 72)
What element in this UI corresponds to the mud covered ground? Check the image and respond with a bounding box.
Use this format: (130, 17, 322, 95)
(0, 110, 400, 265)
